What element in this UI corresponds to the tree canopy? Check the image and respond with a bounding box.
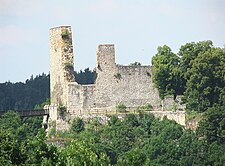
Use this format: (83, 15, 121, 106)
(1, 111, 224, 165)
(152, 40, 225, 113)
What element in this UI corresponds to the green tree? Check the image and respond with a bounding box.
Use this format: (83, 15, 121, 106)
(61, 140, 110, 165)
(178, 40, 213, 80)
(0, 73, 50, 111)
(184, 48, 225, 112)
(0, 129, 16, 165)
(130, 62, 141, 66)
(116, 148, 146, 165)
(197, 105, 225, 144)
(152, 45, 181, 99)
(0, 111, 22, 131)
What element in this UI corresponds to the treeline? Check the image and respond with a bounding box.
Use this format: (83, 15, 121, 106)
(0, 68, 95, 111)
(152, 40, 225, 113)
(1, 109, 224, 165)
(73, 68, 96, 85)
(0, 73, 50, 111)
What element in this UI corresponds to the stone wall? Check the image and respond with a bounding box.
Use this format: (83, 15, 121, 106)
(65, 44, 161, 113)
(151, 111, 186, 126)
(46, 105, 186, 131)
(49, 26, 186, 130)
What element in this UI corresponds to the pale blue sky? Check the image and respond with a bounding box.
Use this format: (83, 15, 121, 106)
(0, 0, 225, 82)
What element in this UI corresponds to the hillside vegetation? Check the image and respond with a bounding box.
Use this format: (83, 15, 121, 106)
(1, 110, 224, 165)
(0, 41, 224, 165)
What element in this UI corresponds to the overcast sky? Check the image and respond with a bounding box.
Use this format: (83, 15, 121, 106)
(0, 0, 225, 82)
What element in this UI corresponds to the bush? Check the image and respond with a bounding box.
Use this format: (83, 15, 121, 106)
(116, 103, 126, 113)
(61, 29, 69, 39)
(58, 105, 67, 120)
(137, 104, 153, 112)
(70, 118, 85, 133)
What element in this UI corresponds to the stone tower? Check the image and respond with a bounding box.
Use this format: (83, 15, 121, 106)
(50, 26, 75, 106)
(95, 44, 117, 84)
(96, 44, 116, 70)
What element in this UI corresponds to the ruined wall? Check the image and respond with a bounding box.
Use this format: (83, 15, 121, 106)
(93, 63, 160, 109)
(67, 83, 96, 112)
(151, 111, 186, 126)
(50, 26, 75, 106)
(66, 44, 161, 112)
(49, 26, 186, 130)
(94, 44, 160, 109)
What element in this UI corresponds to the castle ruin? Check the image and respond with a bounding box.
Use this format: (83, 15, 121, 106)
(47, 26, 185, 130)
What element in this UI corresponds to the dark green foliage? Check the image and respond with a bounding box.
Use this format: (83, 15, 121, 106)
(58, 105, 67, 120)
(152, 41, 225, 113)
(117, 148, 146, 165)
(184, 48, 225, 112)
(116, 102, 126, 112)
(0, 73, 50, 111)
(22, 116, 43, 137)
(178, 40, 213, 80)
(70, 117, 85, 133)
(61, 140, 110, 165)
(61, 29, 69, 40)
(130, 62, 141, 66)
(0, 112, 60, 165)
(149, 40, 225, 164)
(108, 115, 120, 126)
(152, 45, 182, 99)
(123, 114, 139, 127)
(197, 105, 225, 144)
(1, 110, 224, 165)
(74, 68, 96, 85)
(138, 103, 153, 111)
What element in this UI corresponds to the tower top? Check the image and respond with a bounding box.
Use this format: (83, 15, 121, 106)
(50, 25, 71, 30)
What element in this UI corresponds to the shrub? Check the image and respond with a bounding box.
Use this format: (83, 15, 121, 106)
(116, 103, 126, 113)
(61, 29, 69, 39)
(139, 104, 153, 111)
(58, 105, 67, 120)
(70, 118, 85, 133)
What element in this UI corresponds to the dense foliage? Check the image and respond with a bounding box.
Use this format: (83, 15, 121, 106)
(74, 68, 96, 85)
(152, 40, 225, 113)
(0, 68, 96, 111)
(1, 111, 224, 165)
(0, 73, 50, 111)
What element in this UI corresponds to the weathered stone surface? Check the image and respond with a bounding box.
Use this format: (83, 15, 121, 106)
(48, 26, 186, 130)
(50, 26, 74, 106)
(66, 44, 161, 112)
